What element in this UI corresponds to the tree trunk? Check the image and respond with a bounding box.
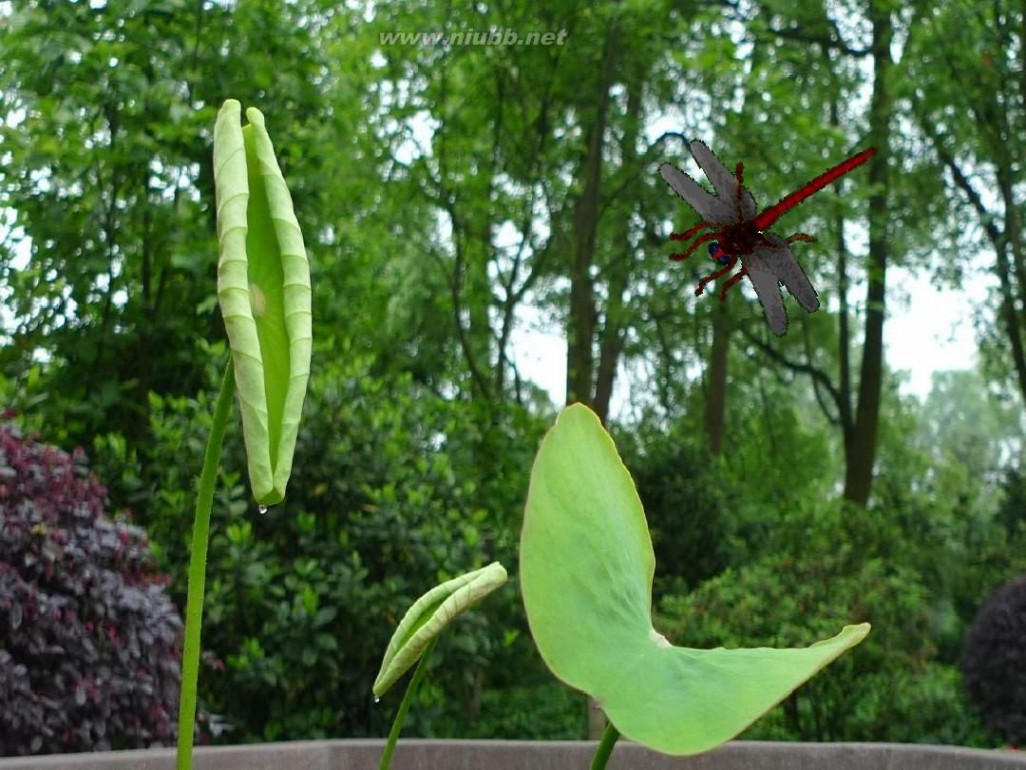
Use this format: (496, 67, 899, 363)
(594, 68, 640, 424)
(566, 24, 620, 409)
(995, 156, 1026, 406)
(843, 1, 892, 507)
(994, 241, 1026, 406)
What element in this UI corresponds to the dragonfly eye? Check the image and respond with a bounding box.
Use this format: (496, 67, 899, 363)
(708, 242, 731, 266)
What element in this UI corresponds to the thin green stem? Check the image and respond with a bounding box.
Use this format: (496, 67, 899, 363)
(378, 637, 438, 770)
(176, 361, 236, 770)
(590, 721, 621, 770)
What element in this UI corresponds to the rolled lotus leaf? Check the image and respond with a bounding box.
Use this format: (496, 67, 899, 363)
(213, 99, 312, 506)
(520, 404, 870, 756)
(373, 562, 508, 697)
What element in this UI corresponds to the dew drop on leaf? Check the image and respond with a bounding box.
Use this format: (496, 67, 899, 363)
(374, 696, 380, 704)
(257, 504, 268, 515)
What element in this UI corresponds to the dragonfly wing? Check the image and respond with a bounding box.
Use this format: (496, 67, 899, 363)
(689, 140, 759, 221)
(760, 233, 820, 313)
(744, 249, 789, 336)
(659, 162, 735, 224)
(740, 189, 758, 220)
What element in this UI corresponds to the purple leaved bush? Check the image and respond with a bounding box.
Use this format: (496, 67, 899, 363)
(0, 423, 182, 755)
(962, 574, 1026, 746)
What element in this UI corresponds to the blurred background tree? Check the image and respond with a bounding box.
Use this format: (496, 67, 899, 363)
(1, 0, 1024, 751)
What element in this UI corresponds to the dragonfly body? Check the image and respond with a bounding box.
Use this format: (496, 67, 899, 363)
(659, 140, 875, 335)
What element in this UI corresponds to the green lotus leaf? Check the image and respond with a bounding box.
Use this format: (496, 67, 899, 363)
(213, 99, 312, 506)
(520, 404, 870, 756)
(374, 562, 508, 698)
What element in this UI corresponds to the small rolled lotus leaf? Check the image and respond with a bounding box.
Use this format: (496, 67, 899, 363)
(213, 99, 312, 506)
(520, 404, 870, 756)
(373, 562, 507, 698)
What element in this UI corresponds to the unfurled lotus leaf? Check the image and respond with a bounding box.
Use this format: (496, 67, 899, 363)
(520, 404, 869, 756)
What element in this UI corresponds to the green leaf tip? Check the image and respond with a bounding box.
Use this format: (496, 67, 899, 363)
(373, 562, 508, 698)
(213, 99, 312, 507)
(520, 404, 870, 756)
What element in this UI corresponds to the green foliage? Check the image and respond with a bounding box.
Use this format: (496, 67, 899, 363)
(92, 349, 547, 742)
(0, 1, 220, 445)
(643, 377, 1024, 748)
(0, 0, 335, 450)
(466, 683, 583, 739)
(658, 497, 987, 746)
(615, 417, 734, 597)
(421, 582, 584, 740)
(870, 375, 1026, 666)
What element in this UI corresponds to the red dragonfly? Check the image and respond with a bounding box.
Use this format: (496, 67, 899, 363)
(659, 141, 876, 335)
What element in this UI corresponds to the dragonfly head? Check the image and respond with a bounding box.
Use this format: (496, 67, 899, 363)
(708, 242, 731, 266)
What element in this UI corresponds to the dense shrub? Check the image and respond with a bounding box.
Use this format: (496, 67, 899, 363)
(0, 423, 182, 755)
(657, 498, 987, 745)
(93, 350, 549, 742)
(962, 574, 1026, 746)
(616, 419, 735, 598)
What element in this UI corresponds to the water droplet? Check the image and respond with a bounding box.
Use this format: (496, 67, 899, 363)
(373, 696, 380, 704)
(257, 504, 268, 515)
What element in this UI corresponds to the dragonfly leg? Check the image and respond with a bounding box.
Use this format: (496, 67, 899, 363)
(718, 265, 749, 301)
(786, 232, 816, 243)
(695, 256, 737, 297)
(670, 220, 711, 242)
(670, 231, 718, 262)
